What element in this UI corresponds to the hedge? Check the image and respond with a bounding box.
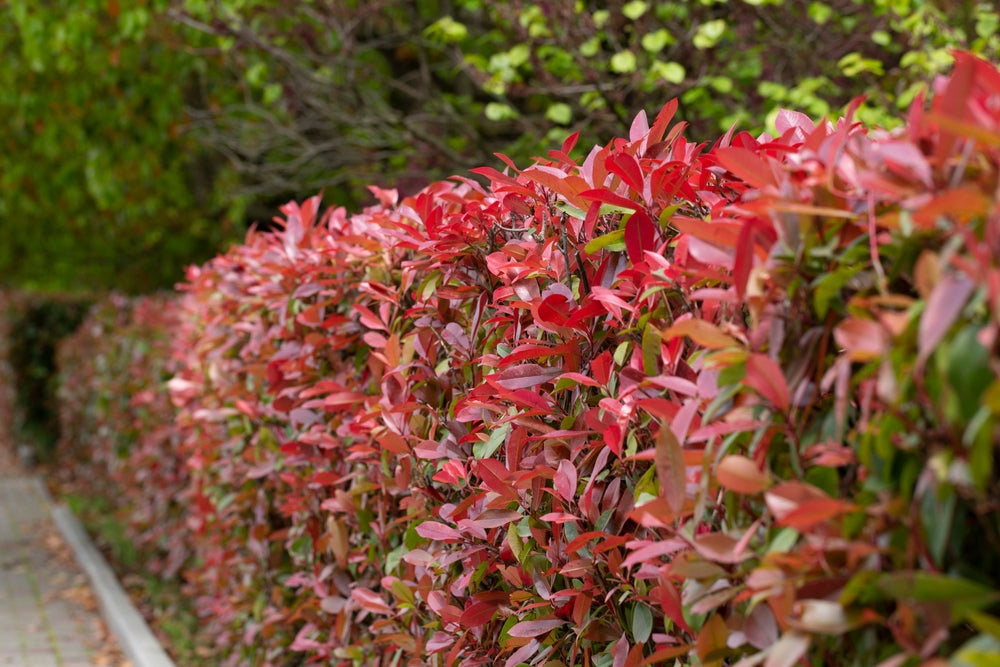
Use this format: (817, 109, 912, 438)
(59, 52, 1000, 666)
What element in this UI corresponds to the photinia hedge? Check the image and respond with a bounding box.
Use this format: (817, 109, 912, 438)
(59, 52, 1000, 666)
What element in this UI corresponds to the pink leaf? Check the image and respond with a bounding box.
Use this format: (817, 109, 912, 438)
(833, 318, 886, 362)
(716, 455, 771, 494)
(493, 363, 562, 390)
(415, 521, 462, 542)
(918, 273, 975, 366)
(554, 459, 578, 503)
(507, 618, 566, 638)
(351, 588, 393, 615)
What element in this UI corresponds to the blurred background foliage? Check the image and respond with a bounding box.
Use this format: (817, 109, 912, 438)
(1, 0, 996, 293)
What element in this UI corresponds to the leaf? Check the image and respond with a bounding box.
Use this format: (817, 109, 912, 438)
(607, 152, 645, 193)
(763, 632, 810, 667)
(493, 363, 562, 390)
(655, 425, 686, 515)
(877, 572, 998, 613)
(632, 603, 654, 643)
(776, 498, 858, 530)
(507, 618, 566, 637)
(415, 521, 462, 542)
(351, 588, 394, 615)
(833, 318, 886, 362)
(744, 353, 790, 412)
(714, 147, 777, 189)
(716, 455, 770, 494)
(788, 600, 853, 634)
(624, 210, 657, 264)
(662, 319, 740, 350)
(461, 600, 503, 628)
(692, 532, 753, 564)
(968, 612, 1000, 641)
(912, 183, 991, 229)
(918, 273, 975, 367)
(584, 229, 627, 255)
(696, 614, 728, 665)
(554, 459, 578, 503)
(580, 187, 642, 211)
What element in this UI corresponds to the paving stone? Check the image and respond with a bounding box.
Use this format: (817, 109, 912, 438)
(0, 473, 117, 666)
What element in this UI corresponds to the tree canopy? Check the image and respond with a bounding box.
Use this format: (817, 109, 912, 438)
(1, 0, 996, 292)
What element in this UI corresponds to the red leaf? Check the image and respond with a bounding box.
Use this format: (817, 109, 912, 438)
(606, 153, 645, 194)
(656, 579, 693, 635)
(744, 353, 790, 412)
(461, 600, 502, 628)
(714, 146, 778, 189)
(579, 187, 641, 211)
(733, 219, 755, 299)
(655, 425, 686, 515)
(507, 618, 566, 637)
(648, 99, 679, 147)
(624, 210, 657, 265)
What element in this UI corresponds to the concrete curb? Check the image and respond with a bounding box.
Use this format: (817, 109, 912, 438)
(46, 485, 176, 667)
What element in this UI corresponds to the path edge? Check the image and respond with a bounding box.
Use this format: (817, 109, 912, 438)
(41, 479, 176, 667)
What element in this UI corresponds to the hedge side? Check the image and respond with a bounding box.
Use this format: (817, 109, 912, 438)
(0, 290, 92, 461)
(59, 53, 1000, 666)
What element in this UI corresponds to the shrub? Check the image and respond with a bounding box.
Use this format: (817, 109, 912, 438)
(60, 52, 1000, 665)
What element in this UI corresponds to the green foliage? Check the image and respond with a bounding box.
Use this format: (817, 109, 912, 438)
(0, 2, 240, 292)
(0, 291, 92, 459)
(2, 1, 998, 294)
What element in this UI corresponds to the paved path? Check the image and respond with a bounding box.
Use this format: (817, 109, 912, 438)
(0, 464, 128, 666)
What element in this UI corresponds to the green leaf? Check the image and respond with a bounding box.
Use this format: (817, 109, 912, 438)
(485, 102, 519, 121)
(693, 20, 727, 50)
(632, 603, 654, 643)
(642, 29, 674, 53)
(424, 16, 468, 44)
(623, 0, 649, 20)
(580, 36, 601, 57)
(651, 60, 686, 84)
(878, 573, 999, 621)
(808, 1, 832, 24)
(546, 103, 573, 125)
(968, 613, 1000, 642)
(584, 229, 626, 254)
(610, 50, 638, 74)
(474, 423, 510, 459)
(952, 634, 1000, 667)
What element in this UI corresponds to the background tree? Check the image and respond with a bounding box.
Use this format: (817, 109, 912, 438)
(1, 0, 996, 292)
